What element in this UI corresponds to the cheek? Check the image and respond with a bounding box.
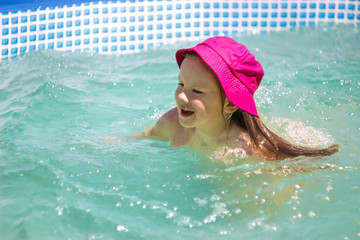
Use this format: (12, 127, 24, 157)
(191, 99, 205, 110)
(192, 98, 221, 115)
(199, 95, 222, 110)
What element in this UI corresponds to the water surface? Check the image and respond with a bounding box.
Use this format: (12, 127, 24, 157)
(1, 25, 359, 239)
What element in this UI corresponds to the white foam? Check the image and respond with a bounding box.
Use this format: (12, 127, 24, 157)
(265, 116, 334, 147)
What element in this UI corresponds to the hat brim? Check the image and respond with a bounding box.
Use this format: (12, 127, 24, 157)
(176, 45, 259, 117)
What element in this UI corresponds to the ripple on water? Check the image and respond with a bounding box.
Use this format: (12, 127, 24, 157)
(0, 26, 359, 239)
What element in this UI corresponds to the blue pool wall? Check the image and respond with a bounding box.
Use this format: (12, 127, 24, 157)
(1, 0, 359, 60)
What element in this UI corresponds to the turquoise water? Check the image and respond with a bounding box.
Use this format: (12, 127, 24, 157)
(1, 25, 359, 239)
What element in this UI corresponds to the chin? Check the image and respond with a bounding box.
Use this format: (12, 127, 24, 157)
(178, 118, 196, 129)
(179, 121, 194, 129)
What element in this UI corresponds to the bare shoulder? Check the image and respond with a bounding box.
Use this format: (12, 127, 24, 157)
(145, 107, 183, 141)
(228, 124, 265, 158)
(158, 107, 179, 123)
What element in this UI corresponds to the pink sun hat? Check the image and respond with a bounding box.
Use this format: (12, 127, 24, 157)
(175, 36, 264, 118)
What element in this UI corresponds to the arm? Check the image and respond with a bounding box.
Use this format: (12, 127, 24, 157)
(100, 108, 179, 143)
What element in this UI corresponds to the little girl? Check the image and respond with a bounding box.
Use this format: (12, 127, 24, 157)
(141, 36, 339, 160)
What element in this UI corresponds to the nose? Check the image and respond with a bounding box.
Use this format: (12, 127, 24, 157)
(177, 91, 189, 103)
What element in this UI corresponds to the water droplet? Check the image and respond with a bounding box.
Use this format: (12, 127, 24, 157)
(166, 212, 174, 219)
(220, 230, 228, 235)
(235, 208, 241, 214)
(116, 225, 129, 232)
(308, 211, 316, 217)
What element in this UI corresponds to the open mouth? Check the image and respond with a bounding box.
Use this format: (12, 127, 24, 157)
(180, 109, 194, 117)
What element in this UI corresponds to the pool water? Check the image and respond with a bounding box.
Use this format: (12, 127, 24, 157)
(1, 25, 359, 239)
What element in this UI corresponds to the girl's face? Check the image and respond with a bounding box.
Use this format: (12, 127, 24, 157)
(175, 54, 225, 130)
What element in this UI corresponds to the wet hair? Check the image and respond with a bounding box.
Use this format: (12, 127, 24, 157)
(232, 110, 339, 160)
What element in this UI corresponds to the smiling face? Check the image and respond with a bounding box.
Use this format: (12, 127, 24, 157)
(175, 53, 225, 130)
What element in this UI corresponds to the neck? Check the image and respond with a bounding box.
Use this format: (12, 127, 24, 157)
(193, 119, 229, 147)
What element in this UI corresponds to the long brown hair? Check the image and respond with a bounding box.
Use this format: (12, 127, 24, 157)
(232, 110, 339, 160)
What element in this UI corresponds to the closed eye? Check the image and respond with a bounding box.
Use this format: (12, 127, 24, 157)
(192, 89, 203, 94)
(177, 81, 203, 94)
